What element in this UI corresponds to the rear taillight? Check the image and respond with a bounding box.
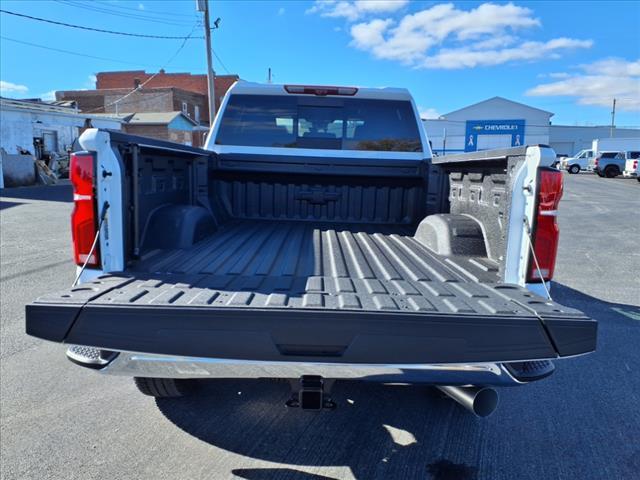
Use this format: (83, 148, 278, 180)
(633, 160, 638, 169)
(527, 168, 563, 283)
(284, 85, 358, 96)
(70, 152, 100, 267)
(594, 157, 600, 167)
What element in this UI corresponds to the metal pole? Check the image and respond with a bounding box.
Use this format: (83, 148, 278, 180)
(203, 0, 216, 125)
(610, 98, 616, 138)
(268, 67, 272, 84)
(442, 127, 447, 156)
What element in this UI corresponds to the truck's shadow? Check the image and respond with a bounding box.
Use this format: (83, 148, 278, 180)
(154, 282, 639, 480)
(156, 379, 481, 480)
(0, 183, 72, 203)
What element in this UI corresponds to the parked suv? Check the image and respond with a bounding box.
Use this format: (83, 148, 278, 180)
(594, 151, 625, 177)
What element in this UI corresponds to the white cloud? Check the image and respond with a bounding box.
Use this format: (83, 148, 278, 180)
(421, 38, 593, 69)
(419, 107, 440, 119)
(40, 90, 57, 101)
(526, 58, 640, 111)
(351, 19, 394, 51)
(0, 80, 29, 96)
(548, 72, 572, 79)
(278, 7, 285, 16)
(315, 2, 592, 70)
(307, 0, 408, 21)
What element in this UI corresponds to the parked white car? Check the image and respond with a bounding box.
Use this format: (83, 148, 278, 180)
(562, 149, 594, 174)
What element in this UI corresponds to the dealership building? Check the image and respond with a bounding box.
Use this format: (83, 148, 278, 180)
(423, 97, 640, 157)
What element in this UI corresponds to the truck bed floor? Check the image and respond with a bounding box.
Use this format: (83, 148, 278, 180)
(131, 220, 503, 314)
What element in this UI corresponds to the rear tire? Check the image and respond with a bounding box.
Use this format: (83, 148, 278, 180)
(569, 165, 580, 174)
(134, 377, 192, 398)
(604, 166, 620, 178)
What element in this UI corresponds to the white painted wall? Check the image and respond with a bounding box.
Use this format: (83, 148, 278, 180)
(0, 108, 121, 155)
(549, 126, 640, 156)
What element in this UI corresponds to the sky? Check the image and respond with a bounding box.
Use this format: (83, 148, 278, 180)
(1, 0, 639, 126)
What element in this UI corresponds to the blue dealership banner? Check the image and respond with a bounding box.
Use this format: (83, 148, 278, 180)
(464, 119, 525, 152)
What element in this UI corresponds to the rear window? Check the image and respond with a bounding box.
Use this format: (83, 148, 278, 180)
(215, 95, 422, 152)
(600, 152, 619, 158)
(628, 151, 640, 159)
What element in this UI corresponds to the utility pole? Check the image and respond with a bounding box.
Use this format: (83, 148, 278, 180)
(610, 98, 616, 138)
(442, 127, 447, 156)
(198, 0, 216, 125)
(267, 67, 272, 84)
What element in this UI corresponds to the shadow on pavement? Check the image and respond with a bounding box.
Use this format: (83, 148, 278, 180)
(551, 282, 640, 323)
(0, 200, 25, 210)
(232, 468, 339, 480)
(0, 183, 72, 203)
(155, 282, 639, 480)
(156, 380, 480, 480)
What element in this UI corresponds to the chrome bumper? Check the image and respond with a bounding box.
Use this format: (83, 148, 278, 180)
(81, 349, 527, 386)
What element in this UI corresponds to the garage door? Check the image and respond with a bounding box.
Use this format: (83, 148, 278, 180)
(477, 134, 513, 150)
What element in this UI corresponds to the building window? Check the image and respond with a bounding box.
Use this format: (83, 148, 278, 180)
(134, 78, 141, 88)
(182, 101, 188, 116)
(194, 105, 200, 124)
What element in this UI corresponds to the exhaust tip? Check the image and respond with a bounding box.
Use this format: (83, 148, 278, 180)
(436, 385, 499, 417)
(471, 387, 499, 417)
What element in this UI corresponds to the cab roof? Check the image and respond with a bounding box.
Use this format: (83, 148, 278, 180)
(229, 81, 414, 101)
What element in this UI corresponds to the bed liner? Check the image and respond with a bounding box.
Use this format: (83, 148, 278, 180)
(26, 221, 596, 364)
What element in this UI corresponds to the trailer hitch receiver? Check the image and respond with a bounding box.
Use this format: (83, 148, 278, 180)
(286, 376, 336, 410)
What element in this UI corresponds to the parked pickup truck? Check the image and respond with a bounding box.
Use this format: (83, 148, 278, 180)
(26, 82, 596, 417)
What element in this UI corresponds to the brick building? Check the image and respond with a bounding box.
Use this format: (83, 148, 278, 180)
(122, 112, 200, 146)
(95, 70, 238, 114)
(56, 87, 208, 124)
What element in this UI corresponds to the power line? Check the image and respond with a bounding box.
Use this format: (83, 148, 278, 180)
(0, 9, 203, 39)
(213, 50, 231, 75)
(93, 0, 198, 18)
(0, 35, 189, 70)
(54, 0, 197, 27)
(80, 92, 172, 113)
(85, 25, 199, 113)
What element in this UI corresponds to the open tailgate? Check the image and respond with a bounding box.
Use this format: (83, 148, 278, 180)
(26, 274, 596, 364)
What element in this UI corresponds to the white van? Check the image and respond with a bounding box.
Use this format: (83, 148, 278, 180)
(562, 149, 594, 174)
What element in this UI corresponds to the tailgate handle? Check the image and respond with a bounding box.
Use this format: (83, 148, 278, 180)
(296, 189, 341, 205)
(277, 344, 346, 357)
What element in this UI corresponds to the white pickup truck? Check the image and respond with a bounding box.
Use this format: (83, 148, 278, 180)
(26, 82, 596, 417)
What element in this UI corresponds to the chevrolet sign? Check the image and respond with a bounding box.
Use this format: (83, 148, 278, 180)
(465, 119, 526, 152)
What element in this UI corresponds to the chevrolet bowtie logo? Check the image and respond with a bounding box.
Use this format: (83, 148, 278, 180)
(472, 125, 483, 131)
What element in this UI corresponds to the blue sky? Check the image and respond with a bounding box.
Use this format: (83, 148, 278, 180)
(1, 0, 639, 126)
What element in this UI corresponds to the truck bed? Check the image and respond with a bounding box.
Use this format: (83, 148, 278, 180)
(132, 220, 502, 311)
(27, 220, 596, 364)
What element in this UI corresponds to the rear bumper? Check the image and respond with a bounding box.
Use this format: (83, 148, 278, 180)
(622, 171, 638, 178)
(70, 347, 529, 386)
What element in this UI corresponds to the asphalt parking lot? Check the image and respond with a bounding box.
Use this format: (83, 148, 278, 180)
(1, 173, 639, 480)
